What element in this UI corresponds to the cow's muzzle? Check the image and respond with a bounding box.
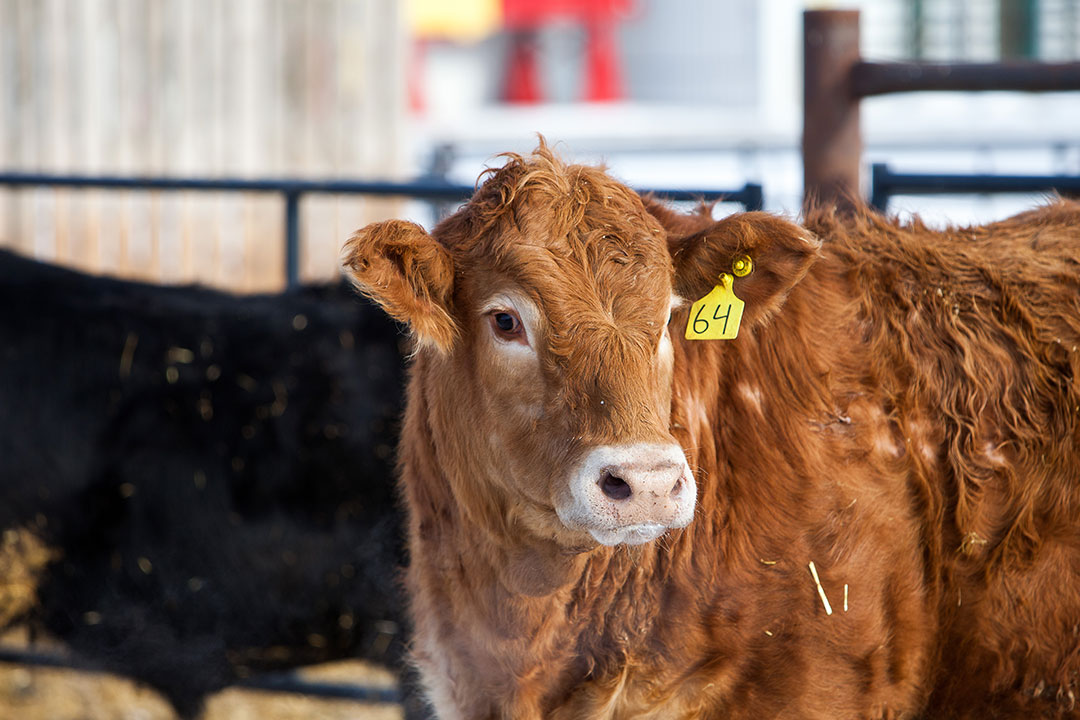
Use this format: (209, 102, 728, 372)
(557, 443, 696, 546)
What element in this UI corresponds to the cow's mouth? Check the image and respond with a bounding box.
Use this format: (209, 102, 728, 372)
(586, 522, 670, 547)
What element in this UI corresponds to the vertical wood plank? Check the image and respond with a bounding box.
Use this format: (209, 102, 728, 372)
(216, 0, 244, 289)
(176, 0, 196, 282)
(94, 0, 123, 276)
(154, 0, 182, 284)
(44, 0, 68, 263)
(64, 0, 90, 269)
(126, 0, 154, 280)
(188, 0, 218, 285)
(83, 0, 108, 273)
(0, 1, 12, 247)
(13, 0, 40, 257)
(301, 0, 338, 282)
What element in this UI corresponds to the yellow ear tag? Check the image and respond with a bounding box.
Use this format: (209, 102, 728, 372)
(685, 273, 744, 340)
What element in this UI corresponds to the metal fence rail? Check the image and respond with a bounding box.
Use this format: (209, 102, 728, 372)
(0, 172, 764, 288)
(870, 163, 1080, 211)
(852, 61, 1080, 97)
(0, 646, 401, 705)
(802, 9, 1080, 207)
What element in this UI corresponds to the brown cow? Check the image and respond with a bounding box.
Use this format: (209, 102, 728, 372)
(343, 143, 1080, 719)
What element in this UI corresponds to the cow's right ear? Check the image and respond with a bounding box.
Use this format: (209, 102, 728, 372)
(342, 220, 457, 353)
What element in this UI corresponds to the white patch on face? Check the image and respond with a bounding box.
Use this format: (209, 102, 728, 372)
(556, 443, 697, 546)
(659, 325, 673, 359)
(478, 291, 547, 423)
(480, 291, 540, 359)
(657, 294, 683, 375)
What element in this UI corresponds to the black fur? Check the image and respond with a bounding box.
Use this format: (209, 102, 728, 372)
(0, 250, 416, 717)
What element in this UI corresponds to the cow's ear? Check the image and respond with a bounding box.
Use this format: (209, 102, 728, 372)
(342, 220, 457, 353)
(666, 211, 821, 328)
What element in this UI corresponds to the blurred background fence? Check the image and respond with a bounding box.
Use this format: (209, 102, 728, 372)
(0, 0, 407, 291)
(2, 0, 1079, 291)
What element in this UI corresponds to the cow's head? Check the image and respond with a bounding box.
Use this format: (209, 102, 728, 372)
(343, 144, 818, 553)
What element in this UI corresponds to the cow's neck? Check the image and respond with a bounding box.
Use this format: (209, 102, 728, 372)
(399, 357, 617, 715)
(402, 356, 592, 601)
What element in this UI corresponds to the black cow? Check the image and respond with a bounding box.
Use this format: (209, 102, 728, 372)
(0, 249, 414, 717)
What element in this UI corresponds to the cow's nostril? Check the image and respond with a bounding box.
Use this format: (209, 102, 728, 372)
(599, 470, 632, 500)
(671, 478, 683, 496)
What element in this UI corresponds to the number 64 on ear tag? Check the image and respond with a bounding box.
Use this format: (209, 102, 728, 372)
(685, 273, 744, 340)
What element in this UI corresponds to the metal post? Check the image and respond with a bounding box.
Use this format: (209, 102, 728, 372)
(284, 191, 300, 289)
(1000, 0, 1037, 59)
(910, 0, 924, 59)
(803, 10, 862, 210)
(743, 183, 764, 212)
(869, 163, 890, 212)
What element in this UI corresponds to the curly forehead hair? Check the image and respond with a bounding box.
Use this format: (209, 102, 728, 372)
(441, 140, 654, 255)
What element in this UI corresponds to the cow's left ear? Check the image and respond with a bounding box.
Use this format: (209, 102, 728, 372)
(666, 211, 822, 328)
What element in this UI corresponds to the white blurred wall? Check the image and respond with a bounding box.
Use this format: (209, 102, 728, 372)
(0, 0, 408, 290)
(407, 0, 1080, 226)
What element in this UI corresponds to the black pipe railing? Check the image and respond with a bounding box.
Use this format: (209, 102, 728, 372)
(238, 671, 401, 703)
(0, 172, 764, 288)
(870, 163, 1080, 211)
(852, 61, 1080, 98)
(0, 646, 400, 704)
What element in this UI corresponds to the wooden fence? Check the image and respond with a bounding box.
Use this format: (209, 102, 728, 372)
(0, 0, 407, 292)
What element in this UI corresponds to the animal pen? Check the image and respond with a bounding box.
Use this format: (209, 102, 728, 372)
(2, 5, 1080, 719)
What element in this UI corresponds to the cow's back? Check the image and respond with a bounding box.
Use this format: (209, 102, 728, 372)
(809, 201, 1080, 712)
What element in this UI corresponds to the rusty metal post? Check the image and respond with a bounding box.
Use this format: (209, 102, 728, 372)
(803, 10, 862, 209)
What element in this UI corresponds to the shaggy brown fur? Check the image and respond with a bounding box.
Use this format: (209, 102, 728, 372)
(343, 143, 1080, 719)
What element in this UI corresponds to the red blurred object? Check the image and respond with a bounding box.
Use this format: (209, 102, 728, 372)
(582, 20, 620, 102)
(501, 0, 631, 103)
(502, 0, 630, 27)
(409, 39, 428, 114)
(504, 31, 543, 104)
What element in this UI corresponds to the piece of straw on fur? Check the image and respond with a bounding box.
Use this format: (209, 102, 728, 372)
(808, 561, 833, 616)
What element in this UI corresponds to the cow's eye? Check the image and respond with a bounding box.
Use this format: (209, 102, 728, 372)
(490, 311, 524, 341)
